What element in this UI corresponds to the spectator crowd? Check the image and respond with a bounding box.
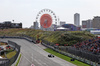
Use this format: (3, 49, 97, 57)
(73, 37, 100, 54)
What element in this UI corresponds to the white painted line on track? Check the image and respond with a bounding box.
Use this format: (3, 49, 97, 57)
(31, 53, 34, 62)
(34, 59, 42, 65)
(38, 59, 48, 66)
(21, 51, 36, 66)
(22, 54, 32, 64)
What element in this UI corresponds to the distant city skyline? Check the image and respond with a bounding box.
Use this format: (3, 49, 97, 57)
(0, 0, 100, 28)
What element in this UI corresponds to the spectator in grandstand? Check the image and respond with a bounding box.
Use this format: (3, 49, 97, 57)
(73, 37, 100, 54)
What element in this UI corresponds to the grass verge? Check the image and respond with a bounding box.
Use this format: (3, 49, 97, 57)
(6, 50, 16, 59)
(44, 48, 90, 66)
(15, 54, 21, 66)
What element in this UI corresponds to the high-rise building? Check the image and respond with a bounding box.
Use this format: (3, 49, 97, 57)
(82, 20, 87, 28)
(82, 19, 92, 28)
(87, 20, 92, 28)
(92, 16, 100, 29)
(34, 21, 39, 29)
(74, 13, 80, 26)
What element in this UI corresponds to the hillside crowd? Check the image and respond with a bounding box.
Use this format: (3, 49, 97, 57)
(73, 37, 100, 54)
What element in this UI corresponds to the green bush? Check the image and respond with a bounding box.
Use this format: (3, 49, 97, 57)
(0, 29, 95, 46)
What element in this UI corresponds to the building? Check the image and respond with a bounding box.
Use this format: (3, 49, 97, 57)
(87, 20, 92, 28)
(82, 20, 87, 28)
(0, 21, 22, 29)
(60, 21, 66, 26)
(62, 24, 77, 31)
(92, 16, 100, 29)
(82, 19, 92, 28)
(11, 23, 22, 28)
(33, 21, 39, 29)
(74, 13, 80, 26)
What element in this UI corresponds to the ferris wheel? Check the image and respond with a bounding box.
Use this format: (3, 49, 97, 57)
(36, 9, 58, 28)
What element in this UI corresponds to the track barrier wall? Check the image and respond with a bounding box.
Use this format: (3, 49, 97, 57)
(0, 35, 100, 66)
(41, 39, 100, 66)
(0, 40, 20, 66)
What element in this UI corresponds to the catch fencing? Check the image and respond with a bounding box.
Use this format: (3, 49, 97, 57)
(67, 47, 100, 63)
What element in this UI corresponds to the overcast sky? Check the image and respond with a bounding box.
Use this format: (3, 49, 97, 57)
(0, 0, 100, 28)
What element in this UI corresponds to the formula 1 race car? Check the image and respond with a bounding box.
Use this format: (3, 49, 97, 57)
(48, 54, 54, 58)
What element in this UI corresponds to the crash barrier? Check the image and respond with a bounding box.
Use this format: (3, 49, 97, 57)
(1, 35, 99, 66)
(41, 40, 100, 66)
(0, 41, 8, 55)
(0, 36, 36, 44)
(0, 41, 20, 66)
(67, 47, 100, 62)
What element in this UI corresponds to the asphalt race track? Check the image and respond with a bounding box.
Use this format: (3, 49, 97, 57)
(0, 38, 76, 66)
